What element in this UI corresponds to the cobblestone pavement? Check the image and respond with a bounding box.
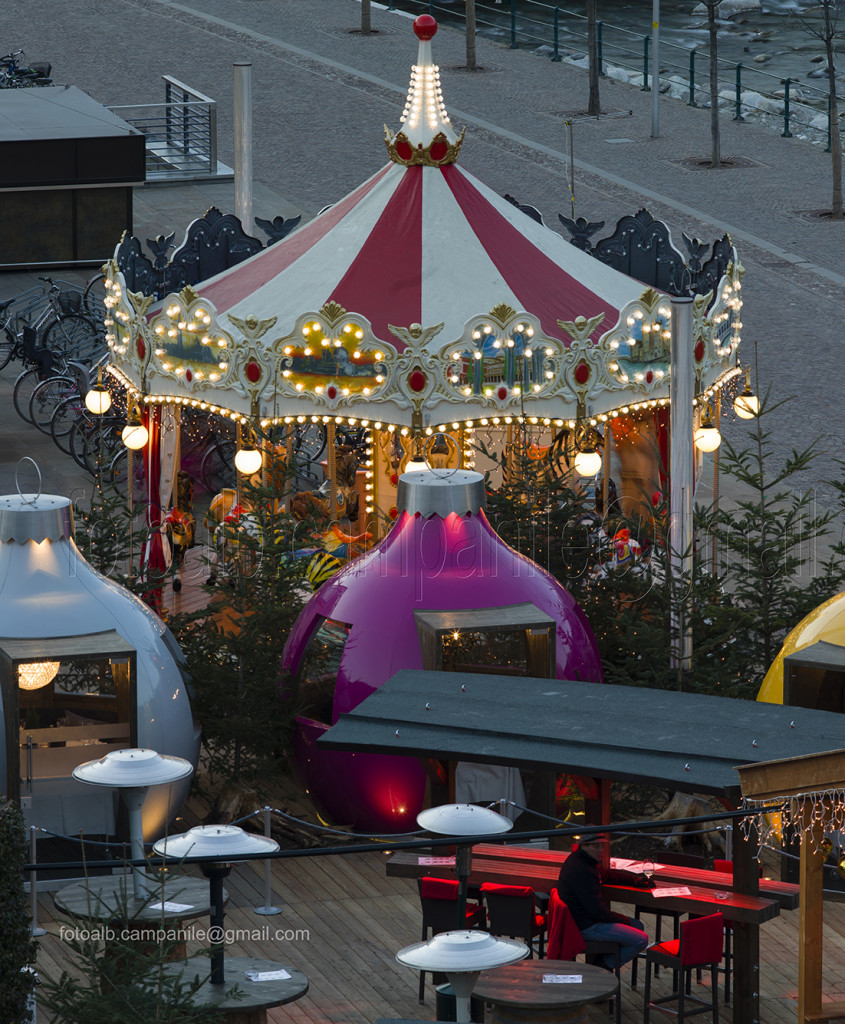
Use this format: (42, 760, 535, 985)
(2, 0, 843, 512)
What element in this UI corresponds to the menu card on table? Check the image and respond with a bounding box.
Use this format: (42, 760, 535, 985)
(418, 856, 455, 865)
(651, 886, 692, 897)
(543, 975, 582, 984)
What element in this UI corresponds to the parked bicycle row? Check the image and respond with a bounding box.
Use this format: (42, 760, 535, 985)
(0, 49, 52, 88)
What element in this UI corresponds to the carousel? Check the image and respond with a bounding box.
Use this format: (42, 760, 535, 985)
(101, 15, 745, 534)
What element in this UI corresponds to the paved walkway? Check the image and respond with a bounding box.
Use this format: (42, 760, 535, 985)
(3, 0, 843, 514)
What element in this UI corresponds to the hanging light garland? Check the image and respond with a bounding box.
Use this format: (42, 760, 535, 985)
(741, 790, 845, 854)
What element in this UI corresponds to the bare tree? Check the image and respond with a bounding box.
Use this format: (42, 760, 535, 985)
(466, 0, 478, 71)
(793, 0, 843, 218)
(587, 0, 601, 115)
(701, 0, 723, 168)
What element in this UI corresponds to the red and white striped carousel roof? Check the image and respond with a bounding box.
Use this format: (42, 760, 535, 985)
(197, 158, 643, 353)
(192, 14, 645, 354)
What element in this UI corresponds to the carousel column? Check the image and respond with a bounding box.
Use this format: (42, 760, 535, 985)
(669, 295, 694, 675)
(326, 420, 337, 530)
(602, 420, 611, 518)
(367, 426, 380, 538)
(712, 398, 721, 576)
(233, 62, 253, 231)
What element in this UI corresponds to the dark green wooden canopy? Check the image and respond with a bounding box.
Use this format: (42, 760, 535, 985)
(320, 670, 845, 799)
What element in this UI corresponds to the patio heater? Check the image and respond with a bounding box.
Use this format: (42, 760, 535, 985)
(153, 824, 279, 985)
(73, 748, 193, 900)
(397, 930, 528, 1023)
(417, 803, 512, 927)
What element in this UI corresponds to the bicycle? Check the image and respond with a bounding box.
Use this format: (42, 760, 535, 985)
(0, 50, 51, 88)
(2, 277, 103, 376)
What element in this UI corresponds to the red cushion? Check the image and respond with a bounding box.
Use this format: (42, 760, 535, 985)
(421, 877, 460, 900)
(653, 939, 680, 958)
(480, 883, 534, 899)
(533, 914, 546, 929)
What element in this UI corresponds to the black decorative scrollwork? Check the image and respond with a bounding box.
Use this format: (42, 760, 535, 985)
(557, 207, 732, 299)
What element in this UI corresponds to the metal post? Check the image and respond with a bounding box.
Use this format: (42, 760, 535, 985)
(597, 22, 604, 76)
(669, 296, 694, 678)
(233, 62, 253, 232)
(734, 63, 745, 121)
(642, 35, 651, 91)
(455, 845, 471, 926)
(688, 49, 697, 106)
(124, 787, 149, 901)
(208, 100, 218, 175)
(208, 868, 228, 985)
(651, 0, 660, 137)
(254, 806, 281, 915)
(510, 0, 518, 49)
(782, 78, 793, 137)
(29, 828, 46, 937)
(552, 8, 562, 62)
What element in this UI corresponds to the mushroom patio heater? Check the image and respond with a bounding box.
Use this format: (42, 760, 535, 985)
(397, 930, 528, 1023)
(153, 824, 279, 986)
(73, 748, 193, 900)
(418, 802, 513, 926)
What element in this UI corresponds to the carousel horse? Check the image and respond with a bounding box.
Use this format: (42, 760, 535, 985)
(203, 488, 261, 584)
(290, 489, 372, 561)
(163, 471, 196, 593)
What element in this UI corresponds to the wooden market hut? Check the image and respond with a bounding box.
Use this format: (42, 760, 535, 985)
(321, 668, 845, 1024)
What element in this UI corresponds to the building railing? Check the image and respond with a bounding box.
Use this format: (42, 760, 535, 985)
(382, 0, 836, 150)
(109, 76, 229, 181)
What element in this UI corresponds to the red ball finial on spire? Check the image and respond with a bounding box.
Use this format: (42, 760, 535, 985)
(414, 15, 438, 40)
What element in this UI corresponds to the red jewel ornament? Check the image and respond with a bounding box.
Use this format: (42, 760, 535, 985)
(389, 505, 399, 520)
(646, 370, 653, 384)
(574, 361, 590, 385)
(414, 14, 437, 40)
(694, 340, 705, 362)
(408, 369, 427, 393)
(246, 360, 261, 384)
(327, 385, 338, 400)
(429, 139, 448, 163)
(185, 368, 192, 383)
(390, 472, 398, 486)
(497, 386, 508, 400)
(395, 138, 413, 162)
(136, 337, 146, 361)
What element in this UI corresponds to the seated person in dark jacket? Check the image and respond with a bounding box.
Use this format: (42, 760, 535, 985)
(556, 832, 651, 969)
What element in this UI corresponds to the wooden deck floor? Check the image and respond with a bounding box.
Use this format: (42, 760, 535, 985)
(32, 828, 845, 1024)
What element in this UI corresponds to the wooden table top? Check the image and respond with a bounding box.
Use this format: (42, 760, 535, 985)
(471, 843, 799, 910)
(161, 956, 309, 1011)
(472, 959, 618, 1009)
(53, 874, 219, 922)
(387, 850, 781, 924)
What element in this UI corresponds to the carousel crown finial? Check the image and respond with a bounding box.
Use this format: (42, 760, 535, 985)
(384, 16, 465, 167)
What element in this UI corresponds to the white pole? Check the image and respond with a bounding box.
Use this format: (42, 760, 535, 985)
(29, 828, 46, 937)
(124, 787, 148, 900)
(234, 61, 253, 233)
(669, 295, 694, 674)
(254, 805, 281, 915)
(651, 0, 660, 137)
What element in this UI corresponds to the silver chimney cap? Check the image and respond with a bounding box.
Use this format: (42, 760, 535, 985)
(0, 494, 74, 544)
(397, 469, 486, 519)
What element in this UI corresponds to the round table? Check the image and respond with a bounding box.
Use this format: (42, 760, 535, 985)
(472, 959, 619, 1024)
(162, 956, 308, 1024)
(53, 875, 217, 923)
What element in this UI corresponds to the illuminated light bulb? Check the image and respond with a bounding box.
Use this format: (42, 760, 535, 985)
(19, 661, 60, 690)
(694, 408, 722, 452)
(235, 446, 263, 475)
(734, 370, 759, 419)
(85, 368, 112, 414)
(574, 446, 602, 477)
